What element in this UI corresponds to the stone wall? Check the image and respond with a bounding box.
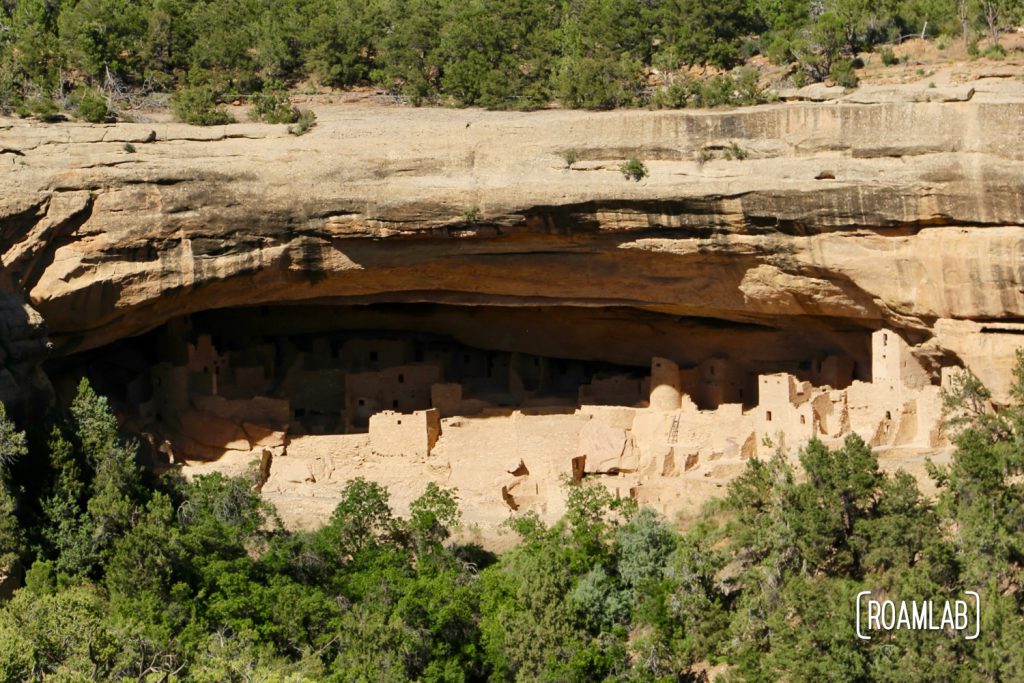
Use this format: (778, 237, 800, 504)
(369, 409, 441, 458)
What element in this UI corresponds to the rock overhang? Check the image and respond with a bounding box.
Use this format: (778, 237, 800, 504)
(3, 95, 1024, 409)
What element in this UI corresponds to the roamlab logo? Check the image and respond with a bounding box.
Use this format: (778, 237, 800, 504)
(856, 591, 981, 640)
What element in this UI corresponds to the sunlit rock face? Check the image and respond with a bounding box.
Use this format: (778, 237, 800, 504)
(2, 90, 1024, 540)
(4, 98, 1024, 390)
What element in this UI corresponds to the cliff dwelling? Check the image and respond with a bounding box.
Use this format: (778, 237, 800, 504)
(47, 302, 876, 445)
(7, 3, 1024, 675)
(44, 299, 960, 544)
(7, 94, 1024, 548)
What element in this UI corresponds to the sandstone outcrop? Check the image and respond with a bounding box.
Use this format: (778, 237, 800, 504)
(3, 89, 1023, 404)
(1, 80, 1023, 540)
(3, 89, 1024, 395)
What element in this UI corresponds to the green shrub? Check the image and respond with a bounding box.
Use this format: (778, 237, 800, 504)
(562, 149, 579, 169)
(651, 69, 767, 110)
(650, 79, 695, 108)
(730, 67, 765, 105)
(248, 86, 300, 124)
(879, 47, 899, 66)
(695, 75, 738, 107)
(123, 142, 136, 153)
(739, 38, 762, 60)
(619, 157, 648, 181)
(287, 109, 317, 136)
(171, 86, 235, 126)
(17, 97, 62, 122)
(658, 0, 748, 70)
(791, 12, 845, 82)
(982, 43, 1007, 59)
(829, 58, 859, 88)
(764, 34, 795, 65)
(554, 55, 642, 110)
(75, 89, 109, 123)
(24, 559, 57, 596)
(723, 142, 748, 160)
(0, 71, 20, 115)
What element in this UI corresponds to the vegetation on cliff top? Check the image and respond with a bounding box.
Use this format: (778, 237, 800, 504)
(1, 0, 1022, 121)
(0, 355, 1023, 678)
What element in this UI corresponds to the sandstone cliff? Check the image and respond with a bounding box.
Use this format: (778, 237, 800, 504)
(2, 79, 1024, 413)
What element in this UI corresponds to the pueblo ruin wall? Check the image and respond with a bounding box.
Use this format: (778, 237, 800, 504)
(3, 81, 1024, 540)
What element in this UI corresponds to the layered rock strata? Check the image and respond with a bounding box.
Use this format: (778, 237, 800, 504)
(1, 84, 1023, 525)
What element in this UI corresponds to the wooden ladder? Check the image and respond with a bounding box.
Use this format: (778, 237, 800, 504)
(667, 415, 680, 444)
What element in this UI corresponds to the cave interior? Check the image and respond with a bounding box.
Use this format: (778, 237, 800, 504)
(45, 302, 873, 437)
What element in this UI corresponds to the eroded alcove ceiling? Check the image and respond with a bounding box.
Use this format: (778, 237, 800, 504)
(4, 95, 1024, 421)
